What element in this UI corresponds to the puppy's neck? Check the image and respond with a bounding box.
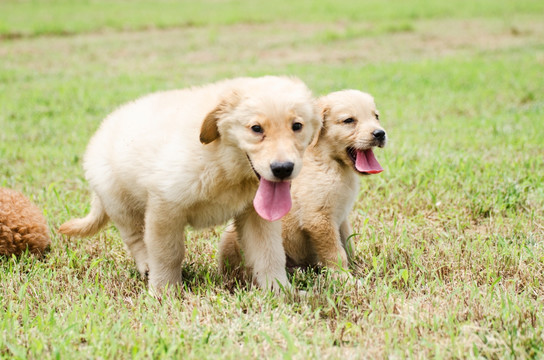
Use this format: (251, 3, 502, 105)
(309, 135, 350, 172)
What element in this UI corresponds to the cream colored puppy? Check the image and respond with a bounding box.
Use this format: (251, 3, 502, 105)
(60, 76, 321, 292)
(219, 89, 386, 275)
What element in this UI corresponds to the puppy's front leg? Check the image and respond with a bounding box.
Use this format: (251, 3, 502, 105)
(339, 219, 355, 263)
(143, 200, 186, 292)
(235, 208, 289, 292)
(305, 215, 348, 270)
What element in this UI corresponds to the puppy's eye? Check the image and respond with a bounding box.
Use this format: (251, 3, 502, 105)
(343, 117, 355, 124)
(251, 125, 263, 134)
(375, 113, 380, 120)
(292, 122, 303, 131)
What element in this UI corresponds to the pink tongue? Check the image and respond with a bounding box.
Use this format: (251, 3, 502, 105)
(355, 149, 384, 174)
(253, 178, 292, 221)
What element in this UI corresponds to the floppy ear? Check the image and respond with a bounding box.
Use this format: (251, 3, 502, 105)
(309, 100, 329, 148)
(200, 110, 221, 144)
(200, 90, 241, 144)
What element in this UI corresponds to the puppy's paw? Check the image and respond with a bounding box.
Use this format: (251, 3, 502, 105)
(147, 285, 162, 302)
(137, 263, 150, 280)
(329, 269, 363, 288)
(147, 282, 184, 303)
(253, 272, 291, 294)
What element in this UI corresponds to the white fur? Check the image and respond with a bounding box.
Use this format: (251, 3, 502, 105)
(60, 76, 320, 292)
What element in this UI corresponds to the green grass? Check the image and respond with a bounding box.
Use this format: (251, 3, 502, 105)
(1, 0, 544, 37)
(1, 1, 544, 358)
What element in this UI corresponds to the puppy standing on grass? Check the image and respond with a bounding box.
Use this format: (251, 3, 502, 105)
(59, 76, 321, 293)
(0, 187, 51, 257)
(219, 90, 386, 276)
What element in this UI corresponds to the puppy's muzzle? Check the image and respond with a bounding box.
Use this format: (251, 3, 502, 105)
(372, 129, 387, 147)
(372, 129, 386, 141)
(270, 161, 294, 180)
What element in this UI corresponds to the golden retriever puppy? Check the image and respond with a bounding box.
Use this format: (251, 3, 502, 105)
(59, 76, 320, 292)
(0, 187, 51, 257)
(219, 89, 386, 276)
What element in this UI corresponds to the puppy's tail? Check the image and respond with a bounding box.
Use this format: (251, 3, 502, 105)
(59, 193, 109, 237)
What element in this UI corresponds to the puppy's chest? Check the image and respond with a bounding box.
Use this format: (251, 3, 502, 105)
(185, 179, 256, 229)
(325, 171, 360, 222)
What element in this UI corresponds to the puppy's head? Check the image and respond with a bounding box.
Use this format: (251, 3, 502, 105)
(318, 90, 386, 175)
(200, 76, 321, 221)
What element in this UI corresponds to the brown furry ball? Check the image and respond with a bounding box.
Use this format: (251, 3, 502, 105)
(0, 187, 51, 257)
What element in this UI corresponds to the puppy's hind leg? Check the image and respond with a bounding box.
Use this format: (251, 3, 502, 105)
(143, 201, 186, 291)
(305, 215, 348, 270)
(116, 221, 148, 279)
(282, 216, 316, 266)
(218, 222, 244, 274)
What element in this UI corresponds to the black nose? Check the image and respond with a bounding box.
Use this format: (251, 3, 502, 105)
(372, 129, 386, 141)
(270, 161, 294, 180)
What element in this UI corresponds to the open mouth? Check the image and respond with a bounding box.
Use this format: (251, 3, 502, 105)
(247, 154, 261, 180)
(246, 155, 292, 222)
(347, 147, 384, 175)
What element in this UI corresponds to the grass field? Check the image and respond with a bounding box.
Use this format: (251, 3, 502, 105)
(1, 0, 544, 358)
